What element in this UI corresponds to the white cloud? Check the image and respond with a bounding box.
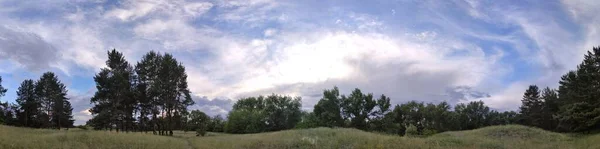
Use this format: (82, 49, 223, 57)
(264, 28, 277, 37)
(105, 0, 213, 21)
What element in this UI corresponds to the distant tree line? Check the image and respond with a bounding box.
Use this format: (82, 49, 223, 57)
(519, 46, 600, 133)
(293, 87, 517, 136)
(208, 87, 517, 136)
(0, 73, 74, 129)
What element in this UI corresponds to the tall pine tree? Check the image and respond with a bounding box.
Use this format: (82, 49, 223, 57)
(90, 49, 136, 132)
(540, 87, 559, 130)
(35, 72, 72, 129)
(519, 85, 543, 128)
(16, 79, 42, 128)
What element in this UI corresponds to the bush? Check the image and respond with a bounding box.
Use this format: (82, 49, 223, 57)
(405, 124, 419, 137)
(75, 125, 89, 130)
(196, 128, 206, 136)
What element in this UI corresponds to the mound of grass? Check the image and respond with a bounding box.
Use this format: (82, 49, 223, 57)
(429, 125, 575, 149)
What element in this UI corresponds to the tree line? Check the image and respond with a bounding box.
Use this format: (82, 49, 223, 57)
(205, 87, 517, 136)
(0, 73, 74, 129)
(519, 46, 600, 133)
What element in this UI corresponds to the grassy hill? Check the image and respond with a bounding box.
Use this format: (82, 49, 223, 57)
(1, 125, 598, 149)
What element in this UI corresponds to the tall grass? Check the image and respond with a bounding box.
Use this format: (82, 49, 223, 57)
(1, 125, 598, 149)
(0, 126, 188, 149)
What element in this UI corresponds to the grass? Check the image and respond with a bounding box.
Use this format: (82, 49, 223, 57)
(1, 125, 599, 149)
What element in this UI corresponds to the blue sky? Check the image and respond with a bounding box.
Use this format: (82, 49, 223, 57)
(0, 0, 598, 125)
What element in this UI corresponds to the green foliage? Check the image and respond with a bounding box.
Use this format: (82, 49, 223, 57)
(225, 109, 266, 134)
(295, 111, 320, 129)
(519, 85, 544, 127)
(340, 88, 376, 130)
(90, 49, 135, 132)
(313, 87, 344, 127)
(225, 94, 302, 134)
(207, 115, 225, 132)
(32, 72, 73, 129)
(520, 46, 600, 133)
(405, 124, 419, 137)
(455, 101, 491, 130)
(188, 110, 209, 136)
(15, 79, 43, 127)
(0, 76, 6, 98)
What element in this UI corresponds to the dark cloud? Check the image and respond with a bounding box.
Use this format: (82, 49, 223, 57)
(445, 86, 491, 103)
(0, 26, 59, 71)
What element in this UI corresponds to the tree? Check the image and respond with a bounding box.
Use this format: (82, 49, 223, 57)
(398, 101, 426, 134)
(455, 101, 490, 130)
(340, 88, 376, 130)
(0, 77, 9, 124)
(134, 51, 162, 134)
(556, 47, 600, 132)
(156, 53, 194, 136)
(225, 94, 302, 133)
(380, 105, 406, 135)
(541, 87, 559, 130)
(208, 115, 225, 132)
(0, 76, 6, 98)
(90, 49, 135, 132)
(187, 110, 210, 136)
(264, 94, 302, 131)
(15, 79, 42, 128)
(519, 85, 543, 127)
(35, 72, 71, 129)
(313, 87, 344, 127)
(295, 111, 320, 129)
(368, 95, 392, 131)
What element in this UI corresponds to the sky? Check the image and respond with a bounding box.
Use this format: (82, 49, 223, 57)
(0, 0, 598, 125)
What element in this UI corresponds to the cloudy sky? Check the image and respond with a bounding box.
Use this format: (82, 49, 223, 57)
(0, 0, 598, 125)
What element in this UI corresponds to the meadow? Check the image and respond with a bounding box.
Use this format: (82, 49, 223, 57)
(1, 125, 598, 149)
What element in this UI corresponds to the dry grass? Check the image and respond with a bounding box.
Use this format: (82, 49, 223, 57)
(1, 125, 598, 149)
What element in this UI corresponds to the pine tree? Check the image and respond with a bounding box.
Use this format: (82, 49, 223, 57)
(16, 79, 42, 128)
(35, 72, 71, 129)
(0, 76, 8, 124)
(556, 47, 600, 132)
(540, 87, 558, 130)
(0, 76, 6, 98)
(89, 69, 113, 130)
(519, 85, 543, 127)
(135, 51, 162, 134)
(90, 49, 136, 132)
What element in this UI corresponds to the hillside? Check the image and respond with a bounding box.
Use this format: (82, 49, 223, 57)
(1, 125, 598, 149)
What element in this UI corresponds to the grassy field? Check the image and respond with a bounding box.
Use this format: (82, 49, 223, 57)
(1, 125, 598, 149)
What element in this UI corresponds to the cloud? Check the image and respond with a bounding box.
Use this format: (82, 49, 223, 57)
(214, 0, 281, 24)
(189, 96, 234, 117)
(67, 91, 94, 125)
(105, 0, 213, 21)
(2, 0, 599, 123)
(0, 26, 59, 71)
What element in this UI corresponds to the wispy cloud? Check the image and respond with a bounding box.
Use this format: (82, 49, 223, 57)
(0, 0, 598, 125)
